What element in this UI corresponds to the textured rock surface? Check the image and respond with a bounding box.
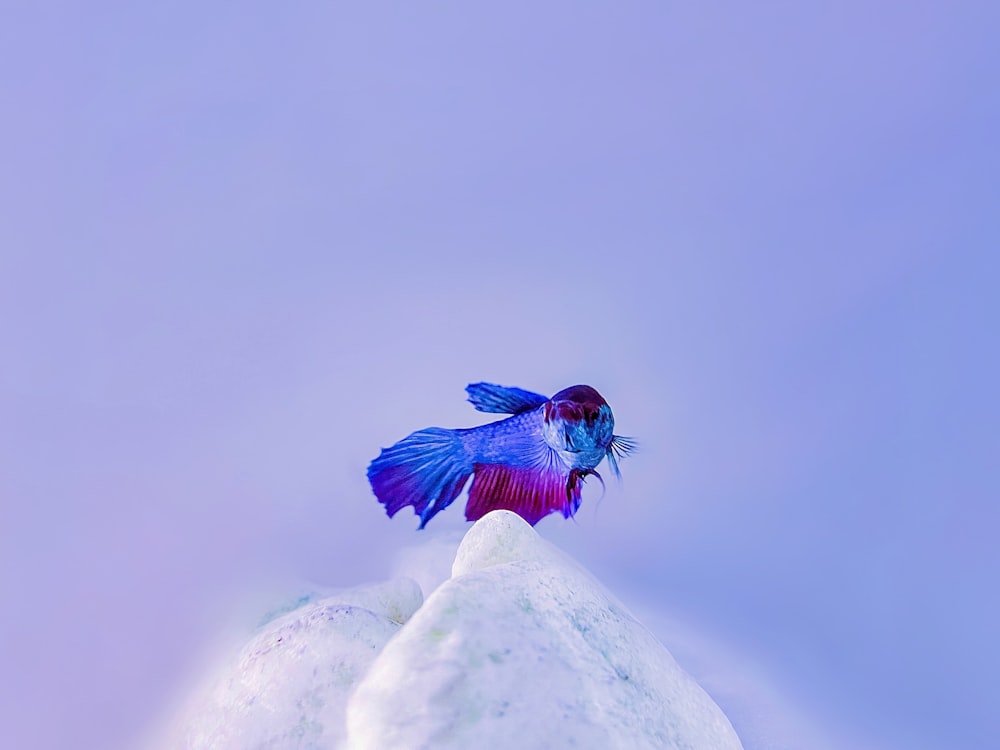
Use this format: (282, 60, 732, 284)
(162, 511, 741, 750)
(345, 511, 742, 750)
(168, 577, 422, 749)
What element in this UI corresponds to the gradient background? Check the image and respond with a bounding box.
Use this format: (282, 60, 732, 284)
(2, 3, 997, 749)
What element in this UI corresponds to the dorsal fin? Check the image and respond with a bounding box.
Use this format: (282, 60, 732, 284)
(465, 382, 548, 415)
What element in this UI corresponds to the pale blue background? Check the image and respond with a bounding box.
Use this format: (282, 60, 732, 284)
(1, 3, 997, 749)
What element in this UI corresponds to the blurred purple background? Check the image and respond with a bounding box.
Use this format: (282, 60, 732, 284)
(2, 3, 997, 749)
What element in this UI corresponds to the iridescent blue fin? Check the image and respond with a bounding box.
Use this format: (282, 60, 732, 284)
(465, 382, 548, 415)
(368, 428, 473, 529)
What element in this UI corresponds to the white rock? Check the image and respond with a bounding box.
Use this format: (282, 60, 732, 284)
(165, 577, 422, 750)
(451, 505, 544, 574)
(345, 510, 743, 750)
(158, 512, 742, 750)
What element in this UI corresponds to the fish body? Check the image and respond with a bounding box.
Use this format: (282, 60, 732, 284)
(368, 383, 635, 528)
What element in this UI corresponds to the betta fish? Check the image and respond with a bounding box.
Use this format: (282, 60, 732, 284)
(367, 382, 636, 528)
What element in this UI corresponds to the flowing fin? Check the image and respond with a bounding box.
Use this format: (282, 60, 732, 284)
(605, 435, 638, 479)
(466, 463, 584, 526)
(466, 382, 548, 415)
(367, 428, 472, 529)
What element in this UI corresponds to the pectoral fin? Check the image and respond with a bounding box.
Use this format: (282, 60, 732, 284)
(606, 435, 638, 478)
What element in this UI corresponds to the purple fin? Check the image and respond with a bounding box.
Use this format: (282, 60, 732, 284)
(465, 463, 583, 526)
(466, 382, 548, 415)
(368, 428, 472, 529)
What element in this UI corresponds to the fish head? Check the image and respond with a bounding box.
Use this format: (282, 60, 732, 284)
(542, 385, 615, 470)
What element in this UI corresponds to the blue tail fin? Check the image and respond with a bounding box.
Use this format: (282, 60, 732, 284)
(367, 427, 473, 529)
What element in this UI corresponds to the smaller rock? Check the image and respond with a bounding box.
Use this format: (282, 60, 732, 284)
(163, 577, 421, 749)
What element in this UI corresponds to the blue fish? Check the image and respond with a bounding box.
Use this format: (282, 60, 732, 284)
(368, 383, 636, 528)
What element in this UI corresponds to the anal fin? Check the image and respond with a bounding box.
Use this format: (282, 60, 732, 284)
(465, 463, 581, 526)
